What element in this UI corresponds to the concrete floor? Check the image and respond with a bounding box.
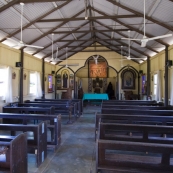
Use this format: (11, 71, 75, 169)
(28, 105, 101, 173)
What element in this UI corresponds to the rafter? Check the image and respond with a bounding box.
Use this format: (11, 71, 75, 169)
(22, 9, 85, 49)
(0, 1, 70, 42)
(91, 6, 169, 46)
(99, 31, 149, 57)
(107, 0, 173, 32)
(37, 15, 138, 22)
(33, 21, 90, 56)
(95, 20, 159, 54)
(0, 0, 19, 13)
(53, 29, 129, 34)
(43, 32, 90, 59)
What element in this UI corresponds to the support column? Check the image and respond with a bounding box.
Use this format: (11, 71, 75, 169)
(138, 74, 140, 100)
(165, 46, 169, 106)
(117, 73, 119, 100)
(55, 74, 57, 99)
(19, 49, 24, 103)
(147, 56, 151, 100)
(42, 58, 45, 99)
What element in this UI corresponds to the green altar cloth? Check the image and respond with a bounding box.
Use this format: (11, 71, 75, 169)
(83, 93, 109, 100)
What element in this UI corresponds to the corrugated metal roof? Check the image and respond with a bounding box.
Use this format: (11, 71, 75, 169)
(0, 0, 172, 64)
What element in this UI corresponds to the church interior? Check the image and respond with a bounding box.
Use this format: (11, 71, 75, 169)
(0, 0, 173, 172)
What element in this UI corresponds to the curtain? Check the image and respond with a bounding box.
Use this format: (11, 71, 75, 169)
(35, 71, 42, 98)
(170, 70, 173, 105)
(3, 67, 13, 103)
(155, 70, 162, 102)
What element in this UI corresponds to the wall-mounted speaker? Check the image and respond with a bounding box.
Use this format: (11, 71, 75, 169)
(51, 71, 55, 74)
(139, 70, 143, 74)
(16, 62, 21, 67)
(166, 60, 172, 67)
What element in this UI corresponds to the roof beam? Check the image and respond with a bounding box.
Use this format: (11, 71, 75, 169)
(43, 32, 90, 59)
(33, 21, 90, 56)
(22, 9, 85, 48)
(91, 7, 169, 46)
(107, 0, 173, 32)
(0, 0, 19, 13)
(99, 31, 149, 57)
(52, 38, 121, 42)
(37, 15, 138, 22)
(53, 29, 129, 34)
(19, 0, 71, 3)
(67, 45, 122, 48)
(0, 1, 70, 42)
(95, 20, 159, 54)
(69, 50, 118, 52)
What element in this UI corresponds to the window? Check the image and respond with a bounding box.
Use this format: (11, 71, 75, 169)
(153, 74, 158, 95)
(0, 68, 6, 97)
(29, 73, 36, 94)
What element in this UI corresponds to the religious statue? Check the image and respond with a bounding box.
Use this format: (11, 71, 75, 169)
(63, 71, 68, 88)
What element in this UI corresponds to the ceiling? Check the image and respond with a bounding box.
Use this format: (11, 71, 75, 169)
(0, 0, 173, 64)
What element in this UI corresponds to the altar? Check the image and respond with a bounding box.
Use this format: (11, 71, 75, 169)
(82, 93, 109, 101)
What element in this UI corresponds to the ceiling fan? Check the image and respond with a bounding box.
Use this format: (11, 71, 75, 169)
(45, 34, 63, 62)
(120, 31, 146, 61)
(9, 3, 44, 49)
(58, 47, 79, 67)
(121, 0, 172, 47)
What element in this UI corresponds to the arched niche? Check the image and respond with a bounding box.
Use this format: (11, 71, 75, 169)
(74, 55, 118, 97)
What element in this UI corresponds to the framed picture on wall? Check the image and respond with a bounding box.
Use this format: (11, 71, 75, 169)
(88, 59, 108, 78)
(69, 74, 74, 89)
(121, 69, 136, 90)
(48, 74, 53, 93)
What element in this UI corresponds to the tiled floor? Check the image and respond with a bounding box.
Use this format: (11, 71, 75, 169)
(28, 105, 101, 173)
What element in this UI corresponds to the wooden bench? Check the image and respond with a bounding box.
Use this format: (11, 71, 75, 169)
(101, 104, 171, 110)
(24, 100, 78, 118)
(0, 113, 61, 150)
(3, 106, 55, 123)
(96, 122, 173, 173)
(95, 113, 173, 140)
(34, 98, 83, 115)
(101, 108, 173, 115)
(0, 121, 47, 167)
(0, 133, 27, 173)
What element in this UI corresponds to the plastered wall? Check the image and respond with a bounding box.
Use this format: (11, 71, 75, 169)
(0, 43, 56, 110)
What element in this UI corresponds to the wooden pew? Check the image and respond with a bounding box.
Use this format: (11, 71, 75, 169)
(102, 100, 158, 103)
(3, 106, 55, 123)
(0, 121, 47, 167)
(0, 133, 27, 173)
(24, 100, 78, 118)
(0, 112, 61, 150)
(102, 101, 164, 106)
(34, 98, 83, 115)
(96, 122, 173, 173)
(101, 108, 173, 115)
(95, 113, 173, 140)
(101, 104, 171, 110)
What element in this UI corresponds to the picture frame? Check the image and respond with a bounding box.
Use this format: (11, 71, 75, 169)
(121, 69, 136, 89)
(88, 59, 108, 78)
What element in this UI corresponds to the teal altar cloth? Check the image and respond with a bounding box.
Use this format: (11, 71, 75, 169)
(83, 93, 109, 100)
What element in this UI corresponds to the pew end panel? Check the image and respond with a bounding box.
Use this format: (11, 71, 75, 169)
(0, 133, 27, 173)
(96, 140, 173, 173)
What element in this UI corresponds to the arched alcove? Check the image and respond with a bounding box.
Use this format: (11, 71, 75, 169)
(75, 55, 118, 99)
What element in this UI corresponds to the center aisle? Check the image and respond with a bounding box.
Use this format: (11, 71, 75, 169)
(31, 105, 100, 173)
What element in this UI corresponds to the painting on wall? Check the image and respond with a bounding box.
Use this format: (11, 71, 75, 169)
(69, 74, 74, 89)
(61, 69, 69, 88)
(121, 69, 136, 90)
(88, 60, 107, 78)
(56, 74, 61, 89)
(48, 74, 53, 93)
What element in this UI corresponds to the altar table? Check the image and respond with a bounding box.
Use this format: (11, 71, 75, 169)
(82, 93, 109, 101)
